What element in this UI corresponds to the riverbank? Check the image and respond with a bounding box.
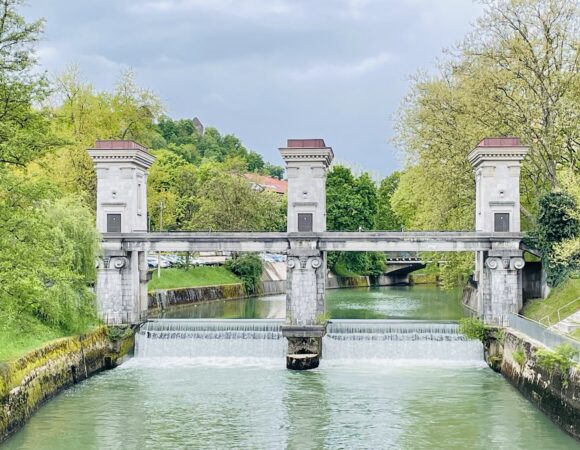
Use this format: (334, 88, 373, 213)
(0, 326, 134, 443)
(484, 328, 580, 440)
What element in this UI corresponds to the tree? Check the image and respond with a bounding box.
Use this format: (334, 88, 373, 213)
(394, 0, 579, 230)
(188, 161, 285, 231)
(0, 1, 99, 334)
(37, 66, 164, 204)
(538, 191, 579, 285)
(392, 0, 579, 286)
(375, 172, 403, 230)
(326, 165, 385, 275)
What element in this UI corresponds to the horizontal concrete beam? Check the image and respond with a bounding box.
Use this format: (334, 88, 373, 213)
(102, 231, 524, 253)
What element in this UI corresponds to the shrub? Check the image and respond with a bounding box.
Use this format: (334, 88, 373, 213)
(512, 347, 525, 367)
(225, 254, 263, 295)
(459, 317, 486, 341)
(534, 343, 579, 378)
(538, 192, 579, 286)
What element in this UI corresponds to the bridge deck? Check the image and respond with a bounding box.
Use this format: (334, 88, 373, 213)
(102, 231, 523, 253)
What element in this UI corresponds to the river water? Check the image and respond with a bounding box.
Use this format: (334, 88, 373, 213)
(3, 286, 578, 449)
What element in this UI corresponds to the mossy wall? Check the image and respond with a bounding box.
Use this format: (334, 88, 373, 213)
(0, 326, 134, 443)
(485, 330, 580, 440)
(148, 283, 247, 310)
(326, 275, 370, 289)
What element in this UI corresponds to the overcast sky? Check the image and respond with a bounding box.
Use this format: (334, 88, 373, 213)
(25, 0, 483, 175)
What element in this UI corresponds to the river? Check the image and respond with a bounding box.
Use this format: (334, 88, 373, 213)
(2, 286, 578, 449)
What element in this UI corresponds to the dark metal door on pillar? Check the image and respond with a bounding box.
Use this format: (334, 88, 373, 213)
(107, 214, 121, 232)
(298, 213, 313, 232)
(494, 213, 509, 232)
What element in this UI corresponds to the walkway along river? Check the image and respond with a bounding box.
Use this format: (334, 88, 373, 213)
(2, 286, 578, 449)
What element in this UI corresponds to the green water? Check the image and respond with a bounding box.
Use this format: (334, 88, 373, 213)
(3, 361, 577, 449)
(2, 286, 578, 449)
(153, 285, 465, 320)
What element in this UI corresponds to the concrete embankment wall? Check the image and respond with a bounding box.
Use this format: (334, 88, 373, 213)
(0, 327, 134, 443)
(485, 329, 580, 440)
(149, 283, 247, 309)
(327, 273, 370, 289)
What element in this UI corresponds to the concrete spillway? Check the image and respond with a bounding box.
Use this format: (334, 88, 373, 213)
(135, 319, 483, 364)
(323, 320, 484, 363)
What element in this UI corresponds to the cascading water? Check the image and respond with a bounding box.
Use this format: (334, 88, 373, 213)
(135, 319, 287, 358)
(134, 318, 483, 365)
(323, 320, 484, 363)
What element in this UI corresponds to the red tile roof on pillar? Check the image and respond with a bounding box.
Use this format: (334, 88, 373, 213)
(94, 140, 148, 151)
(477, 137, 524, 147)
(287, 139, 327, 148)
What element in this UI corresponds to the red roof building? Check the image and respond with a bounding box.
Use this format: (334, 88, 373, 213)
(244, 173, 288, 195)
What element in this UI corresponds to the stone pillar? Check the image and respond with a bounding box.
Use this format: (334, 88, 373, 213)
(468, 137, 528, 325)
(88, 140, 155, 324)
(279, 139, 333, 369)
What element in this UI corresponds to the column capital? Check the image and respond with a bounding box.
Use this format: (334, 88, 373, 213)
(485, 256, 525, 270)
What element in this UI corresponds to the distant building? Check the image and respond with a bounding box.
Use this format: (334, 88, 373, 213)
(244, 173, 288, 195)
(192, 117, 204, 135)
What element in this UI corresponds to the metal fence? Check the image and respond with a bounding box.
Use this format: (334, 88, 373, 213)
(508, 313, 580, 362)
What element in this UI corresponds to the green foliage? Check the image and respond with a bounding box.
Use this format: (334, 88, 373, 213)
(392, 0, 580, 283)
(534, 344, 578, 378)
(538, 191, 579, 286)
(512, 346, 526, 367)
(0, 2, 99, 343)
(375, 172, 403, 230)
(326, 165, 385, 275)
(152, 119, 284, 178)
(225, 254, 263, 295)
(459, 317, 486, 342)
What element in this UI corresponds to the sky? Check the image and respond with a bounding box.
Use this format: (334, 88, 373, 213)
(24, 0, 484, 176)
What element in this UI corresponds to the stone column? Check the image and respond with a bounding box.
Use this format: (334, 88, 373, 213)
(279, 140, 333, 369)
(468, 137, 528, 325)
(481, 253, 525, 326)
(88, 140, 155, 324)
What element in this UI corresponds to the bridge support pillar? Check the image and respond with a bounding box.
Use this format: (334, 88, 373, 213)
(479, 251, 525, 326)
(96, 250, 148, 324)
(282, 242, 326, 369)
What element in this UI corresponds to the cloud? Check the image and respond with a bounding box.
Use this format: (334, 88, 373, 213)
(286, 52, 394, 82)
(133, 0, 298, 20)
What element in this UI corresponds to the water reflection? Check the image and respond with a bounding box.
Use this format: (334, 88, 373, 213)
(152, 285, 466, 321)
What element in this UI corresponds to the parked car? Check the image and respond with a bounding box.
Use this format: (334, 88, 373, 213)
(147, 255, 172, 269)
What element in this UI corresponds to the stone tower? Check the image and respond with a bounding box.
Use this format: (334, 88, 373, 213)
(88, 140, 155, 234)
(88, 140, 155, 324)
(469, 137, 528, 325)
(279, 139, 334, 233)
(279, 139, 334, 369)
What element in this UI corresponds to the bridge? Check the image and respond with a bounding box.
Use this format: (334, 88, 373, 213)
(90, 137, 530, 369)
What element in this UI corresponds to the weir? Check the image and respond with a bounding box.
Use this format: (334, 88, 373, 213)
(90, 136, 531, 370)
(135, 319, 483, 363)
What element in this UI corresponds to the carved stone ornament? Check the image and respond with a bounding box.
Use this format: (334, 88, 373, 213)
(287, 258, 297, 270)
(299, 256, 308, 269)
(485, 257, 500, 270)
(112, 257, 128, 269)
(485, 256, 525, 271)
(311, 257, 322, 269)
(102, 256, 111, 269)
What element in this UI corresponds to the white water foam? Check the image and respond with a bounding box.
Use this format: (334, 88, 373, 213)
(133, 319, 484, 367)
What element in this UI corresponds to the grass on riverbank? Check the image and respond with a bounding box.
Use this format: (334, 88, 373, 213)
(0, 320, 68, 361)
(148, 266, 242, 292)
(522, 277, 580, 325)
